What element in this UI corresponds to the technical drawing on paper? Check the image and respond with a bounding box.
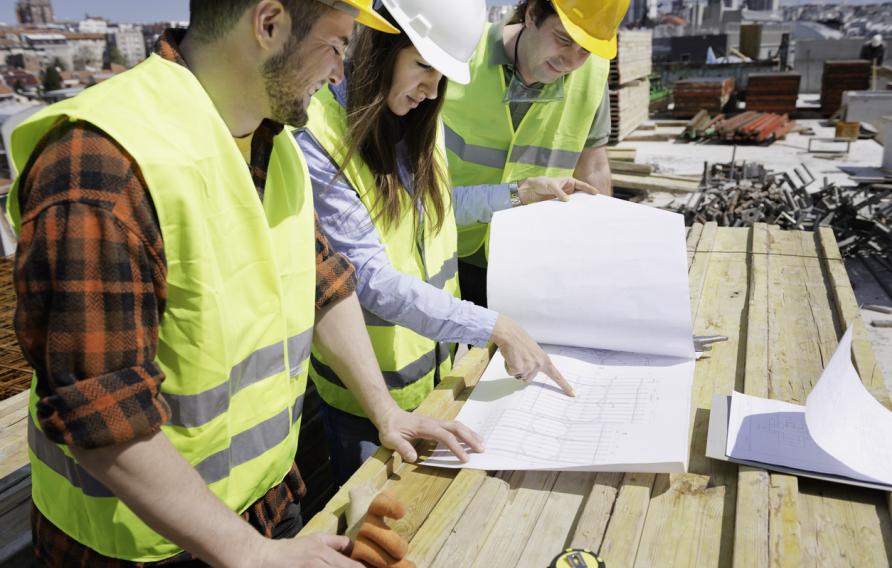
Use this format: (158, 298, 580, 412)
(424, 344, 695, 472)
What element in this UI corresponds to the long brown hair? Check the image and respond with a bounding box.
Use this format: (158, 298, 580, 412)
(341, 9, 450, 234)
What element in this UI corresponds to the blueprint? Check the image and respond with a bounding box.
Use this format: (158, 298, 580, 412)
(424, 344, 694, 471)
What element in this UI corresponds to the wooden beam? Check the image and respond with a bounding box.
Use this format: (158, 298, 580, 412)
(611, 173, 699, 194)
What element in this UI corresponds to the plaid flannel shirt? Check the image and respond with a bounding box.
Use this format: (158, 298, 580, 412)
(15, 29, 355, 567)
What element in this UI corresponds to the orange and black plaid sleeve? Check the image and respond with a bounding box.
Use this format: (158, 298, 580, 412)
(14, 121, 171, 449)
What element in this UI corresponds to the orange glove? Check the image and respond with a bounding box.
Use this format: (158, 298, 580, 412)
(351, 490, 415, 568)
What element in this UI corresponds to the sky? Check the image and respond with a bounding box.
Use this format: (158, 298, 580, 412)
(0, 0, 877, 26)
(0, 1, 190, 25)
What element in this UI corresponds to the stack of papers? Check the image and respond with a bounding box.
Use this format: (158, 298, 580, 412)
(707, 327, 892, 490)
(425, 195, 696, 472)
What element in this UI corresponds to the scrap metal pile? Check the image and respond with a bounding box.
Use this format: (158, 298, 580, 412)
(675, 159, 892, 258)
(681, 110, 796, 144)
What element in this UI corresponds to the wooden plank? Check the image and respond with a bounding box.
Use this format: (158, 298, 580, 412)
(611, 173, 699, 194)
(429, 475, 510, 568)
(608, 160, 653, 175)
(796, 479, 892, 568)
(567, 472, 625, 551)
(734, 223, 770, 568)
(518, 472, 596, 567)
(815, 227, 892, 522)
(633, 227, 751, 567)
(763, 226, 889, 567)
(815, 227, 887, 402)
(0, 391, 28, 481)
(597, 472, 655, 566)
(383, 464, 457, 543)
(472, 470, 560, 566)
(606, 148, 636, 162)
(406, 469, 487, 566)
(768, 475, 801, 567)
(763, 226, 825, 567)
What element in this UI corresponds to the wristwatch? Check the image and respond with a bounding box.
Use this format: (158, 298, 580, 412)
(508, 181, 522, 207)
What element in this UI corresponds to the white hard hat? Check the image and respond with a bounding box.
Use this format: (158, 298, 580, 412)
(872, 34, 883, 47)
(379, 0, 486, 84)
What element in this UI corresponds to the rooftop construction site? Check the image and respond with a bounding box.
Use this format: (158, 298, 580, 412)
(1, 1, 892, 567)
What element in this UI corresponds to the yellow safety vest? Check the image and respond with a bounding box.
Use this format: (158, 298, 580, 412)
(303, 86, 459, 416)
(442, 22, 609, 260)
(7, 54, 316, 561)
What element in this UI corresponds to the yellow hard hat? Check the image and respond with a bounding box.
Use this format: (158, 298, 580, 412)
(318, 0, 400, 34)
(552, 0, 630, 59)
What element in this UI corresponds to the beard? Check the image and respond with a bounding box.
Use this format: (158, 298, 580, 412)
(261, 35, 311, 127)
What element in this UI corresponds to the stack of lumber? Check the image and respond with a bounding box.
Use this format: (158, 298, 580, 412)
(300, 224, 892, 568)
(681, 109, 796, 144)
(608, 30, 652, 143)
(606, 147, 636, 162)
(605, 147, 700, 193)
(672, 77, 735, 118)
(745, 73, 800, 114)
(821, 60, 871, 117)
(609, 30, 652, 89)
(0, 259, 29, 401)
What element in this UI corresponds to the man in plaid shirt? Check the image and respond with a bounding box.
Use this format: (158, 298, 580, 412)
(12, 1, 482, 566)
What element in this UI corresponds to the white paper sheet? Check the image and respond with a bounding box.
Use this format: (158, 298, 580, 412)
(487, 195, 694, 359)
(424, 345, 694, 472)
(424, 196, 696, 473)
(726, 327, 892, 486)
(725, 392, 873, 482)
(805, 328, 892, 484)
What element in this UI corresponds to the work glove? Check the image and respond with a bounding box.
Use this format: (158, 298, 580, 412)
(350, 490, 415, 568)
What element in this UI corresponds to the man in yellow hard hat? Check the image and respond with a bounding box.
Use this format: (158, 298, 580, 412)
(9, 0, 481, 566)
(442, 0, 630, 307)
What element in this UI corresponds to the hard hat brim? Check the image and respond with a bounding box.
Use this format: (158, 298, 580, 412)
(351, 3, 400, 34)
(401, 21, 472, 84)
(554, 3, 617, 59)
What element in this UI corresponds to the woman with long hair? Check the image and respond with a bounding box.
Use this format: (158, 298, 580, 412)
(296, 0, 590, 484)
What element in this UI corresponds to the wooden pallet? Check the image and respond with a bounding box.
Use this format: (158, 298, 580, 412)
(300, 224, 892, 567)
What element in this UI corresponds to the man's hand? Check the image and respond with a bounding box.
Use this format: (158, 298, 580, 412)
(257, 533, 361, 568)
(490, 315, 575, 397)
(375, 407, 485, 463)
(517, 176, 600, 204)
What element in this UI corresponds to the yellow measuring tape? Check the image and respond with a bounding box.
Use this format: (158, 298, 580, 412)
(549, 548, 606, 568)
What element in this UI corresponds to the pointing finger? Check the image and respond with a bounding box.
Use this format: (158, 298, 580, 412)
(543, 361, 575, 397)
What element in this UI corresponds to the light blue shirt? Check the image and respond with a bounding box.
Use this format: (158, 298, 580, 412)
(296, 83, 508, 347)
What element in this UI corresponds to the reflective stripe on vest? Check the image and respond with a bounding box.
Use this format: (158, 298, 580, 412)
(310, 344, 449, 390)
(303, 86, 459, 417)
(165, 329, 312, 428)
(441, 22, 609, 259)
(28, 392, 305, 497)
(9, 54, 316, 562)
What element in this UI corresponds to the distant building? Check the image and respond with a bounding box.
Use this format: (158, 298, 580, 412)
(624, 0, 658, 28)
(78, 16, 109, 35)
(108, 24, 146, 68)
(15, 0, 53, 26)
(64, 32, 106, 70)
(745, 0, 779, 13)
(21, 32, 73, 70)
